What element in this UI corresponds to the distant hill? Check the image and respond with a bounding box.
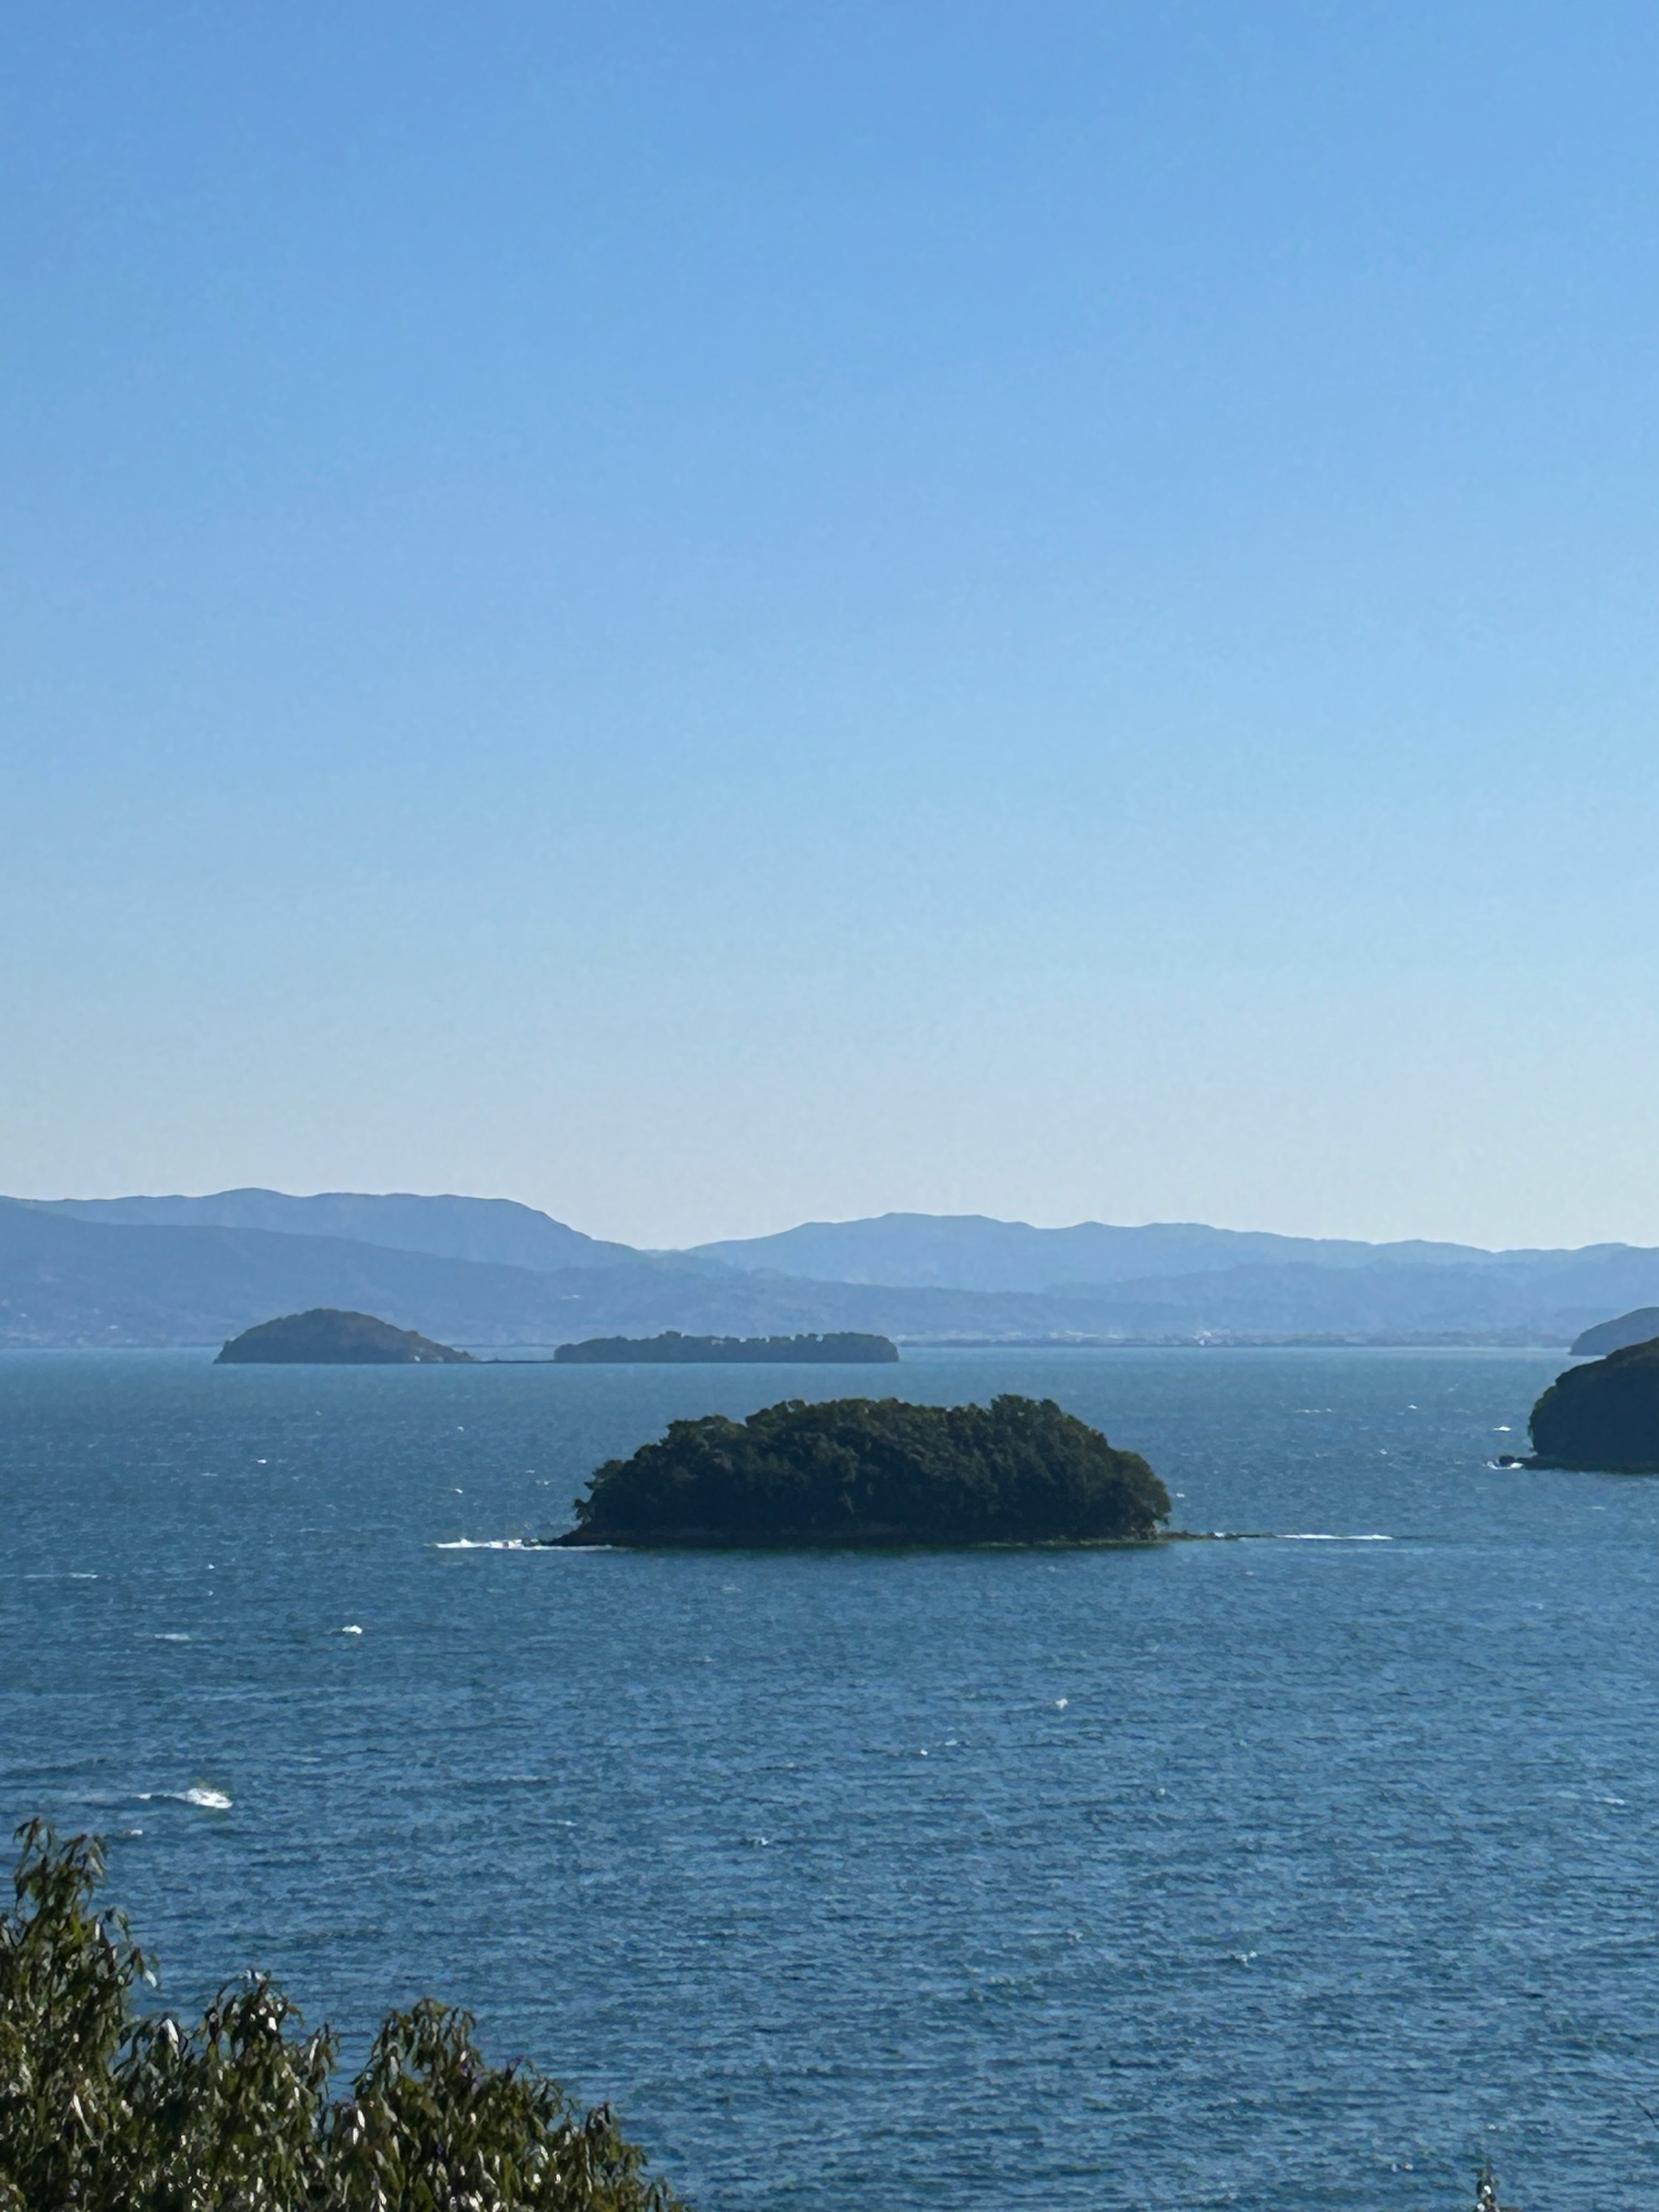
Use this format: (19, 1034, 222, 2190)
(217, 1309, 474, 1364)
(0, 1201, 708, 1347)
(1571, 1308, 1659, 1357)
(38, 1189, 636, 1273)
(686, 1212, 1506, 1292)
(682, 1212, 1659, 1344)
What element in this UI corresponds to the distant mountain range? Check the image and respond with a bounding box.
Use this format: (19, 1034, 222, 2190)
(3, 1192, 1658, 1349)
(688, 1213, 1538, 1290)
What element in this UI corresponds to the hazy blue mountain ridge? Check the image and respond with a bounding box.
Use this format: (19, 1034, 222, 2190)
(0, 1201, 1264, 1348)
(38, 1189, 637, 1272)
(0, 1203, 702, 1348)
(0, 1202, 1199, 1347)
(687, 1212, 1517, 1291)
(6, 1194, 1659, 1347)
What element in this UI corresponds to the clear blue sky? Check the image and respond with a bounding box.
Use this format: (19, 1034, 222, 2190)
(4, 2, 1657, 1249)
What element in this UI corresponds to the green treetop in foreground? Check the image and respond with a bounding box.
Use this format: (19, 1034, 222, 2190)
(557, 1393, 1171, 1547)
(0, 1824, 684, 2212)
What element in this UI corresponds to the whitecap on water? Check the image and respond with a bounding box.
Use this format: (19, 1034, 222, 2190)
(137, 1786, 232, 1811)
(433, 1537, 540, 1551)
(340, 1624, 363, 1634)
(1280, 1533, 1392, 1542)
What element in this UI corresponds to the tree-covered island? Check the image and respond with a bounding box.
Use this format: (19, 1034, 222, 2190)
(1530, 1333, 1659, 1471)
(216, 1309, 474, 1364)
(554, 1329, 898, 1364)
(552, 1393, 1170, 1547)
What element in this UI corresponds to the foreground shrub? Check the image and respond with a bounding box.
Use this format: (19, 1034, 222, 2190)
(0, 1824, 685, 2211)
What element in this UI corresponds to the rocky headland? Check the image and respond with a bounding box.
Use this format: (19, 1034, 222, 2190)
(1528, 1335, 1659, 1471)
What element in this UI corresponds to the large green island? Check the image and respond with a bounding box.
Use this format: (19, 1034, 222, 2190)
(554, 1329, 899, 1365)
(1529, 1334, 1659, 1471)
(216, 1308, 475, 1364)
(551, 1392, 1170, 1547)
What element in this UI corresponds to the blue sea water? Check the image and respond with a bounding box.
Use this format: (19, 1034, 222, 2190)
(4, 1344, 1659, 2210)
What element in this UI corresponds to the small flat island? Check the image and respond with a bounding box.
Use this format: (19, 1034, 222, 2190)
(550, 1392, 1169, 1546)
(1529, 1334, 1659, 1471)
(216, 1308, 475, 1365)
(554, 1330, 899, 1365)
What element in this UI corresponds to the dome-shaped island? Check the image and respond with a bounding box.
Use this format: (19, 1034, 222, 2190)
(1529, 1335, 1659, 1472)
(550, 1392, 1170, 1548)
(216, 1309, 475, 1365)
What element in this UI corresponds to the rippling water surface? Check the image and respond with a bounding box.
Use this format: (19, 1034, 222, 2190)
(5, 1345, 1659, 2209)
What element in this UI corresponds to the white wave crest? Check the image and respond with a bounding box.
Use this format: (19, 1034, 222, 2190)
(431, 1537, 588, 1551)
(433, 1536, 542, 1551)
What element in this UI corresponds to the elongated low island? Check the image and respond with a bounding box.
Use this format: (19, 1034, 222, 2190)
(550, 1393, 1170, 1547)
(554, 1330, 899, 1365)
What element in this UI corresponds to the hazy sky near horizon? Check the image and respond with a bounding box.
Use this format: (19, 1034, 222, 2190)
(5, 2, 1659, 1249)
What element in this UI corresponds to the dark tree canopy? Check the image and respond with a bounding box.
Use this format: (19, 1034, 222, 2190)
(1530, 1336, 1659, 1471)
(559, 1393, 1170, 1547)
(216, 1309, 474, 1365)
(0, 1824, 683, 2212)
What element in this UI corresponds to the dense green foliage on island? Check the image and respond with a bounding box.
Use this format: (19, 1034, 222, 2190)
(0, 1824, 683, 2212)
(1531, 1335, 1659, 1471)
(557, 1393, 1170, 1546)
(216, 1308, 475, 1364)
(554, 1330, 899, 1365)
